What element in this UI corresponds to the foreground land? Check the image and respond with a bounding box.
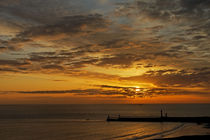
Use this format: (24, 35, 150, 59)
(154, 135, 210, 140)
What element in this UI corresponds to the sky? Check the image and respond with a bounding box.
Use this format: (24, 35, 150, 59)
(0, 0, 210, 104)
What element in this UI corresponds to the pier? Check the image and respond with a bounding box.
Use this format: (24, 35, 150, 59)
(107, 116, 210, 123)
(107, 109, 210, 123)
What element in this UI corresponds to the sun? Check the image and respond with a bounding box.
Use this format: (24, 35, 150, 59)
(135, 88, 140, 92)
(134, 86, 140, 92)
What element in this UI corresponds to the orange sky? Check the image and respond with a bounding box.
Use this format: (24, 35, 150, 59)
(0, 0, 210, 104)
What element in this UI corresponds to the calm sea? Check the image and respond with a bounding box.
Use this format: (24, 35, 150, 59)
(0, 104, 210, 140)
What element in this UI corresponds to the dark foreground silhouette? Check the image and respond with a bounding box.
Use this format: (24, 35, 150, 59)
(154, 135, 210, 140)
(107, 116, 210, 123)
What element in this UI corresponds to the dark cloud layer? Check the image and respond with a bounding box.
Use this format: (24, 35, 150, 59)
(123, 68, 210, 88)
(13, 83, 209, 99)
(0, 59, 30, 67)
(133, 0, 210, 20)
(19, 14, 108, 38)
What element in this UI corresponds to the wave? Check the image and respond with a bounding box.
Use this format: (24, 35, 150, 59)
(126, 123, 185, 140)
(106, 130, 145, 140)
(105, 123, 185, 140)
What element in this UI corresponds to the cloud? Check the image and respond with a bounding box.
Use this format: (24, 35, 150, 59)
(17, 89, 135, 97)
(18, 14, 108, 38)
(41, 65, 64, 70)
(0, 0, 210, 100)
(1, 1, 208, 70)
(0, 47, 6, 51)
(0, 0, 76, 24)
(132, 0, 210, 21)
(122, 68, 210, 88)
(0, 67, 19, 72)
(0, 59, 30, 66)
(3, 83, 206, 99)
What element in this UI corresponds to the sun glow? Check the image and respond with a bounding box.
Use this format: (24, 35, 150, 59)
(135, 88, 140, 92)
(135, 86, 141, 92)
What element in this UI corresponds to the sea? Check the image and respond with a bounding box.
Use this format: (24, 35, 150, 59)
(0, 104, 210, 140)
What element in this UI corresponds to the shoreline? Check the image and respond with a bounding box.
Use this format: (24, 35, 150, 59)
(154, 135, 210, 140)
(154, 124, 210, 140)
